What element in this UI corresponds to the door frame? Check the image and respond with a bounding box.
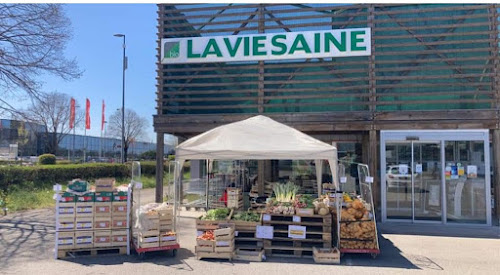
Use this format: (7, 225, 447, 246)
(380, 130, 491, 226)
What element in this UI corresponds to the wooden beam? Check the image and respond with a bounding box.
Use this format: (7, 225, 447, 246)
(156, 132, 164, 203)
(368, 130, 379, 212)
(258, 5, 264, 113)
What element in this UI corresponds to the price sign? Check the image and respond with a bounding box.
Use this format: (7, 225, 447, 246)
(262, 214, 271, 222)
(288, 225, 306, 239)
(292, 215, 301, 223)
(340, 177, 347, 184)
(365, 176, 374, 183)
(256, 225, 274, 239)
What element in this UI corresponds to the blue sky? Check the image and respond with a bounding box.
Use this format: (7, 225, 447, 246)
(29, 4, 172, 144)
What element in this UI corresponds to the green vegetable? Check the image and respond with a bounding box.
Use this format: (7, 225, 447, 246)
(201, 208, 230, 220)
(273, 182, 300, 203)
(232, 211, 260, 222)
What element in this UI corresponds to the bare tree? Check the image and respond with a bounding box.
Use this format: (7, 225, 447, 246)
(20, 92, 83, 154)
(107, 108, 148, 162)
(0, 4, 82, 113)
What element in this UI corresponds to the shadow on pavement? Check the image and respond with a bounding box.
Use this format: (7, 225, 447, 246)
(379, 222, 500, 239)
(63, 247, 196, 270)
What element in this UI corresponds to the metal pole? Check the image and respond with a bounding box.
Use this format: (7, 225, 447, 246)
(121, 35, 126, 164)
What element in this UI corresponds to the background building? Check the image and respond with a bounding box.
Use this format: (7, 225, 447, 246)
(155, 4, 500, 226)
(0, 118, 171, 161)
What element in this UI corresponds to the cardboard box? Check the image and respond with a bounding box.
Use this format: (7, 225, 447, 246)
(94, 217, 111, 230)
(75, 217, 94, 231)
(111, 201, 128, 216)
(58, 204, 75, 219)
(95, 192, 113, 203)
(75, 202, 94, 217)
(57, 231, 75, 250)
(111, 216, 127, 229)
(74, 231, 93, 249)
(68, 179, 90, 193)
(111, 229, 128, 246)
(94, 202, 112, 217)
(95, 178, 115, 192)
(59, 192, 76, 203)
(94, 230, 112, 248)
(76, 193, 94, 203)
(57, 217, 75, 231)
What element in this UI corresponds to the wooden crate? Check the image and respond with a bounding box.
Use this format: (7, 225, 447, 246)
(234, 249, 264, 262)
(196, 219, 225, 231)
(74, 231, 93, 249)
(313, 247, 340, 264)
(75, 217, 94, 231)
(94, 230, 112, 248)
(111, 201, 127, 216)
(58, 204, 75, 219)
(111, 216, 127, 229)
(159, 220, 173, 231)
(111, 230, 128, 247)
(94, 202, 112, 217)
(215, 244, 234, 253)
(75, 202, 94, 217)
(57, 231, 75, 250)
(160, 234, 177, 243)
(158, 208, 173, 219)
(57, 217, 75, 231)
(94, 217, 111, 230)
(95, 178, 115, 192)
(136, 235, 160, 248)
(295, 208, 315, 216)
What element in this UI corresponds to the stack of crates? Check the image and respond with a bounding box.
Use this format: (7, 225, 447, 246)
(227, 188, 243, 210)
(75, 191, 94, 249)
(158, 208, 176, 246)
(56, 178, 129, 256)
(56, 192, 77, 250)
(135, 213, 160, 248)
(111, 190, 129, 246)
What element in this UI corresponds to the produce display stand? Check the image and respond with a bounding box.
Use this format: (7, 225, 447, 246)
(173, 116, 340, 262)
(53, 180, 132, 259)
(262, 213, 332, 258)
(338, 164, 380, 258)
(130, 162, 180, 259)
(228, 212, 263, 252)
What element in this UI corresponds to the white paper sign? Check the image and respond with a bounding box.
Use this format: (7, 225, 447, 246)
(292, 215, 301, 223)
(399, 164, 409, 175)
(365, 176, 374, 183)
(262, 214, 271, 222)
(467, 165, 477, 178)
(256, 225, 274, 239)
(340, 177, 347, 184)
(288, 225, 306, 239)
(415, 164, 422, 174)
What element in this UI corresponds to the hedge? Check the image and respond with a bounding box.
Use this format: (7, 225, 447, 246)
(0, 164, 129, 189)
(0, 161, 185, 190)
(39, 154, 56, 165)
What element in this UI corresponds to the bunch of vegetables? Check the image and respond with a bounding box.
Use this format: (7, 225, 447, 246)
(201, 208, 230, 221)
(231, 211, 260, 222)
(197, 230, 215, 240)
(272, 182, 300, 203)
(294, 194, 315, 208)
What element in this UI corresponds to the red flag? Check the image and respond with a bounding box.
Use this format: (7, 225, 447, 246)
(85, 98, 91, 130)
(69, 98, 75, 129)
(101, 100, 105, 131)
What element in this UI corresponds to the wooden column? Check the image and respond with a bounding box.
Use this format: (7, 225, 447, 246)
(493, 130, 500, 220)
(155, 132, 164, 203)
(368, 130, 379, 211)
(256, 4, 266, 195)
(258, 160, 265, 196)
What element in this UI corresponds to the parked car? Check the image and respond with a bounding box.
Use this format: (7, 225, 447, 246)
(386, 165, 418, 189)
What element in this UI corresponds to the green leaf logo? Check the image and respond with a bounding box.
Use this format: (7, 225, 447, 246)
(164, 41, 180, 58)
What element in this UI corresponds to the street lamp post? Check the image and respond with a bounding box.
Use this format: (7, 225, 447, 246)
(114, 33, 126, 163)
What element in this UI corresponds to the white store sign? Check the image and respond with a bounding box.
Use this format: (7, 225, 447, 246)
(161, 28, 371, 64)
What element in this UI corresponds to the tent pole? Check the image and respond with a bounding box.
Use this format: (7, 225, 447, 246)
(206, 159, 209, 209)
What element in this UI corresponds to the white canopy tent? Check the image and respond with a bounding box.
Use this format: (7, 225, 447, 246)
(174, 115, 339, 198)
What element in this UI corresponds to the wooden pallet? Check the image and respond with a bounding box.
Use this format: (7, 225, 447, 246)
(234, 249, 264, 262)
(57, 246, 126, 259)
(196, 251, 233, 260)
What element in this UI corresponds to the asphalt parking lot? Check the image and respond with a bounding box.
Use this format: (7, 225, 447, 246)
(1, 208, 499, 275)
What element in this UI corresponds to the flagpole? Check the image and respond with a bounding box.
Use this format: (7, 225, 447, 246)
(84, 127, 86, 163)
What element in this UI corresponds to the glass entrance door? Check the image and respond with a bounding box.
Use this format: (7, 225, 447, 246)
(385, 141, 441, 222)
